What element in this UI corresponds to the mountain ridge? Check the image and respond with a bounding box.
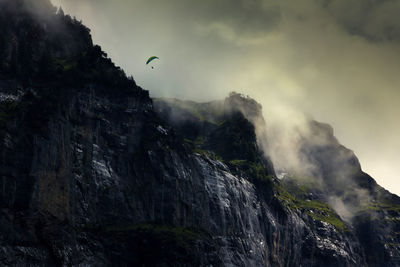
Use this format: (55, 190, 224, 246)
(155, 94, 400, 265)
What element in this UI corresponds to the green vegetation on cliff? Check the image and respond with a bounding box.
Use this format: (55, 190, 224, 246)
(275, 179, 349, 231)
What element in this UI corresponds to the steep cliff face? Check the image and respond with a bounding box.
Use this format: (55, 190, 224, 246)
(0, 88, 267, 266)
(1, 0, 400, 266)
(300, 121, 400, 266)
(154, 94, 400, 266)
(154, 96, 367, 266)
(0, 1, 269, 265)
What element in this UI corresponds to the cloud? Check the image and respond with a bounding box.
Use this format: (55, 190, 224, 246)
(321, 0, 400, 42)
(189, 0, 281, 41)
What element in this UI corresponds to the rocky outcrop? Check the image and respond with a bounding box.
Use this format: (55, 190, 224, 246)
(0, 88, 367, 266)
(154, 96, 366, 266)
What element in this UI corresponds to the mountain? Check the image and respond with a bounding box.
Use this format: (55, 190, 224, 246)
(155, 94, 400, 266)
(1, 0, 400, 266)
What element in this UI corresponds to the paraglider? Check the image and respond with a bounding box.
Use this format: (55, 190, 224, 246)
(146, 56, 159, 69)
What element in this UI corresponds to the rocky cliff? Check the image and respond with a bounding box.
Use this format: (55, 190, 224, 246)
(1, 0, 400, 266)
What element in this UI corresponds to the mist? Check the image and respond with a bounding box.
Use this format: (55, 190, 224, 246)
(50, 0, 400, 195)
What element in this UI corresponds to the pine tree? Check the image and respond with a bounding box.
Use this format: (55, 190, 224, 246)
(57, 7, 64, 17)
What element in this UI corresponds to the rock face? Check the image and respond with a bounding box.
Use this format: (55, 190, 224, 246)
(1, 0, 400, 266)
(154, 96, 366, 267)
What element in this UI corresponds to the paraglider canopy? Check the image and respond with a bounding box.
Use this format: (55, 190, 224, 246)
(146, 56, 159, 65)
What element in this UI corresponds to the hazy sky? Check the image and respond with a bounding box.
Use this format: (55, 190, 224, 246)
(52, 0, 400, 195)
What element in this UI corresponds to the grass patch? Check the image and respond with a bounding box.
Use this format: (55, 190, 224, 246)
(228, 159, 248, 167)
(275, 182, 348, 232)
(358, 203, 400, 213)
(307, 212, 348, 231)
(228, 159, 274, 183)
(281, 177, 323, 199)
(193, 135, 205, 147)
(194, 148, 223, 161)
(186, 135, 223, 161)
(53, 57, 77, 71)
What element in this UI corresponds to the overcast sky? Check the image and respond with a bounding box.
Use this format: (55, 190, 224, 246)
(52, 0, 400, 195)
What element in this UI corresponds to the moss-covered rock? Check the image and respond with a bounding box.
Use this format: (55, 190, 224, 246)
(275, 179, 349, 232)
